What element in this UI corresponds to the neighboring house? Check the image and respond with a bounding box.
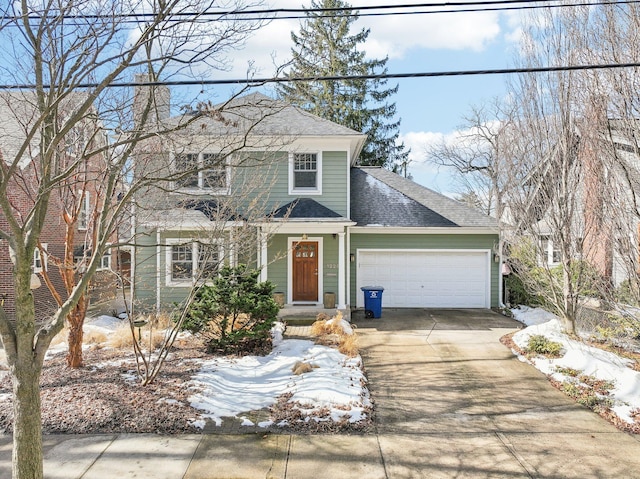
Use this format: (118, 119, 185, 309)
(0, 92, 119, 320)
(131, 90, 500, 313)
(512, 118, 640, 288)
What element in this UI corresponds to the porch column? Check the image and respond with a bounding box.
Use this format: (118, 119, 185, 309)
(337, 232, 346, 309)
(259, 228, 268, 282)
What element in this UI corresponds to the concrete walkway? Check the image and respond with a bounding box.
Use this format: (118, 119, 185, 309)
(2, 308, 640, 478)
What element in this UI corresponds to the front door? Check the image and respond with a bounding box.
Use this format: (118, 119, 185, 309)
(292, 241, 318, 302)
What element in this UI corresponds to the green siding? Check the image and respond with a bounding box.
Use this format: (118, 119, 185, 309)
(267, 234, 288, 296)
(133, 229, 234, 311)
(320, 152, 349, 217)
(230, 150, 349, 217)
(349, 233, 500, 308)
(133, 229, 160, 311)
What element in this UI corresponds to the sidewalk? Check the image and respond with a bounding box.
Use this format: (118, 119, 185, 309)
(0, 433, 387, 479)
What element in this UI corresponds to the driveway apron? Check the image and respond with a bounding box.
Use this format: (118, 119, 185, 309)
(354, 308, 640, 479)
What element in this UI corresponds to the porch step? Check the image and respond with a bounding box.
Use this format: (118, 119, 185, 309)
(277, 306, 350, 323)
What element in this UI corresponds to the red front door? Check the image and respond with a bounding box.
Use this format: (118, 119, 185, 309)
(292, 241, 318, 302)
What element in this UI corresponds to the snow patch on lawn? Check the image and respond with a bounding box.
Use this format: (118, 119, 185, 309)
(512, 307, 640, 424)
(188, 337, 370, 427)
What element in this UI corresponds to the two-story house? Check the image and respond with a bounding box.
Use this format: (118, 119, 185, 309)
(130, 90, 500, 315)
(0, 92, 120, 320)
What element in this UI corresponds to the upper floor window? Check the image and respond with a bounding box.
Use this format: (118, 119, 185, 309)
(78, 192, 90, 230)
(174, 152, 229, 193)
(65, 126, 87, 157)
(289, 152, 322, 195)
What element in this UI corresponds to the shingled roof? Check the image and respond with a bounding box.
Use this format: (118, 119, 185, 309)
(272, 198, 345, 220)
(351, 167, 498, 228)
(175, 92, 364, 137)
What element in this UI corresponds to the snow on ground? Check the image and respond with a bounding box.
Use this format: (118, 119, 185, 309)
(188, 335, 370, 427)
(511, 306, 640, 424)
(39, 313, 370, 429)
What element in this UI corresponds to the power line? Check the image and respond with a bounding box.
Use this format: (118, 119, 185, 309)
(1, 62, 639, 90)
(1, 0, 638, 24)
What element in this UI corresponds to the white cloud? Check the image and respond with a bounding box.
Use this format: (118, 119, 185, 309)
(361, 10, 501, 59)
(222, 1, 504, 77)
(400, 130, 454, 193)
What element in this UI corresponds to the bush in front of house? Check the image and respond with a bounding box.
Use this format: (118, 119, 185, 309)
(181, 264, 280, 355)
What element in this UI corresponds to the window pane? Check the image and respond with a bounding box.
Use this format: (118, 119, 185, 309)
(540, 237, 549, 263)
(78, 193, 89, 229)
(294, 153, 316, 171)
(198, 243, 219, 278)
(175, 153, 199, 188)
(33, 249, 42, 270)
(202, 153, 227, 189)
(293, 153, 317, 189)
(294, 171, 316, 188)
(171, 244, 192, 280)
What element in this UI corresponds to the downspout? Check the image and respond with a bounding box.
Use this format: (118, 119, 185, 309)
(129, 202, 136, 309)
(156, 230, 161, 312)
(346, 226, 351, 314)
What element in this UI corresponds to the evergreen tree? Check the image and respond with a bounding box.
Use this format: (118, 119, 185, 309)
(278, 0, 408, 168)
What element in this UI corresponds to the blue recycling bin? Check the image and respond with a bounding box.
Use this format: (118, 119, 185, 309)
(361, 286, 384, 318)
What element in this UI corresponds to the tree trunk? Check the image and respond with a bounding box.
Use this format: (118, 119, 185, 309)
(12, 360, 44, 479)
(66, 297, 87, 368)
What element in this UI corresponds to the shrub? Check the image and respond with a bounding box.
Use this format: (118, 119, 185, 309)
(338, 334, 359, 357)
(527, 334, 563, 357)
(505, 273, 542, 307)
(181, 264, 280, 355)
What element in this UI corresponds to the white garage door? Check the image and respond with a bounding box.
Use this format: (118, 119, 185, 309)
(356, 250, 491, 308)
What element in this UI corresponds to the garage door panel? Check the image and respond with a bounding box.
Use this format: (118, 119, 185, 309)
(357, 250, 490, 309)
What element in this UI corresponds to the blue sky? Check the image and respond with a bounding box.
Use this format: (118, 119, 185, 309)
(210, 2, 522, 195)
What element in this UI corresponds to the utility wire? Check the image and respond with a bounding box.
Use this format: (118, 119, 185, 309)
(1, 0, 638, 24)
(1, 62, 639, 90)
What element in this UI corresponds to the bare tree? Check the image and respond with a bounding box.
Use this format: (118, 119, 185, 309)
(425, 98, 516, 221)
(0, 1, 267, 478)
(505, 4, 616, 334)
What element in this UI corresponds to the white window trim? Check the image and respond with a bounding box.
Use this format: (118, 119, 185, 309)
(78, 192, 90, 231)
(288, 151, 322, 196)
(541, 236, 561, 265)
(172, 152, 231, 195)
(98, 244, 111, 271)
(165, 238, 225, 287)
(33, 243, 48, 274)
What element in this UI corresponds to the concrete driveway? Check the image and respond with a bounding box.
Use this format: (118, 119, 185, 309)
(353, 308, 640, 478)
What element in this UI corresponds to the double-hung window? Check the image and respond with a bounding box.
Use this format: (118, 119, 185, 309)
(99, 246, 112, 271)
(174, 152, 228, 193)
(78, 192, 90, 230)
(167, 240, 224, 285)
(540, 236, 561, 265)
(289, 152, 321, 194)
